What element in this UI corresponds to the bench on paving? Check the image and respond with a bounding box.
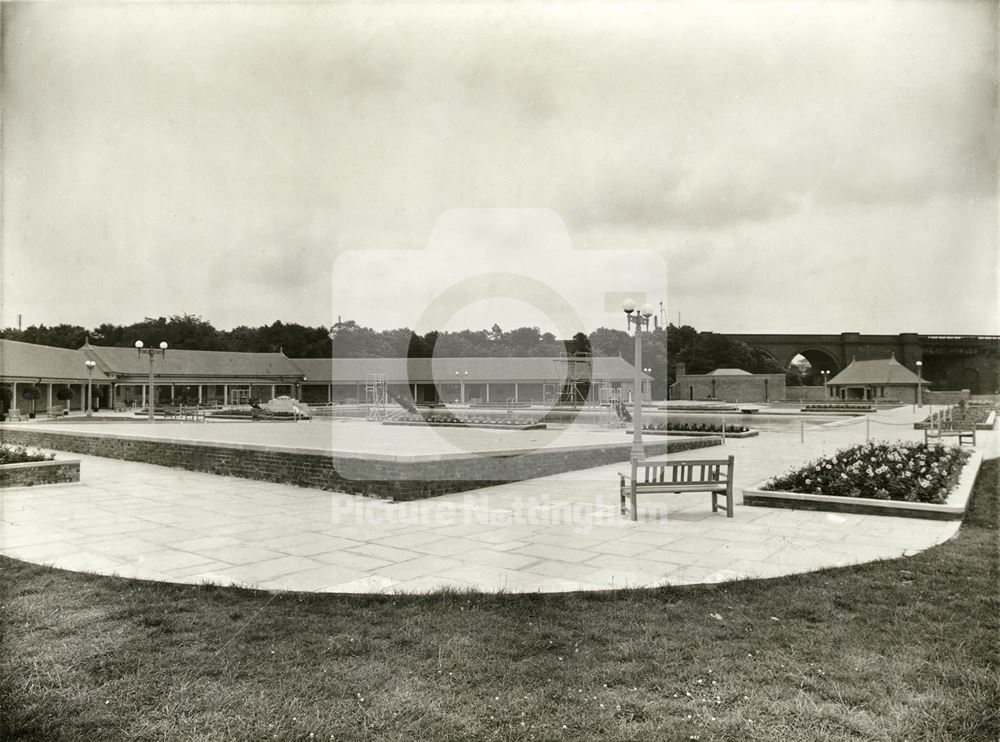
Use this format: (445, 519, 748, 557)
(619, 456, 735, 521)
(924, 424, 976, 447)
(178, 406, 207, 422)
(46, 406, 64, 419)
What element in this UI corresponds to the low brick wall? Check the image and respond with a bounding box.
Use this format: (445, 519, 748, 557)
(0, 458, 80, 488)
(0, 428, 720, 501)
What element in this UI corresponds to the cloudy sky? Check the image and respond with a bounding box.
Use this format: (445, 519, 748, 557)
(2, 1, 997, 336)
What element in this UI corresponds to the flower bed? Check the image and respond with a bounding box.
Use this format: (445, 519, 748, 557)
(743, 441, 978, 520)
(0, 444, 79, 488)
(643, 421, 749, 434)
(386, 413, 546, 430)
(0, 445, 54, 465)
(760, 441, 969, 503)
(914, 401, 997, 430)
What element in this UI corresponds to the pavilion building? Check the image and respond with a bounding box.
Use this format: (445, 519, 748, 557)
(0, 339, 651, 412)
(291, 356, 650, 405)
(825, 355, 930, 403)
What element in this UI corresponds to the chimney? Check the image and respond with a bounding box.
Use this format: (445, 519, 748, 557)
(676, 363, 687, 378)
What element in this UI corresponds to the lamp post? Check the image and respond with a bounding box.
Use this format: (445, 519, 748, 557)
(623, 299, 654, 462)
(916, 360, 923, 408)
(455, 370, 469, 404)
(135, 340, 168, 421)
(84, 360, 96, 417)
(643, 367, 653, 401)
(821, 369, 830, 398)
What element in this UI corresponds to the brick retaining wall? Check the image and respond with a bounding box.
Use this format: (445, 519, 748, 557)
(0, 428, 720, 501)
(0, 458, 80, 488)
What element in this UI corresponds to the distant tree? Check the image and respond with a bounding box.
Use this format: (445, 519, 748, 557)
(748, 348, 784, 375)
(567, 332, 592, 356)
(5, 324, 88, 349)
(588, 327, 632, 362)
(500, 326, 543, 356)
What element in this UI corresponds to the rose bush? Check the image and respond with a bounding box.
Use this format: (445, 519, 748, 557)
(761, 440, 970, 504)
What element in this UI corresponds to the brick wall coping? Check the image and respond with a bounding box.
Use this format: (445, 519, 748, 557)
(2, 425, 715, 465)
(0, 457, 81, 472)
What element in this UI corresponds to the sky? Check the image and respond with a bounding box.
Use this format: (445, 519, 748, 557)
(2, 1, 997, 337)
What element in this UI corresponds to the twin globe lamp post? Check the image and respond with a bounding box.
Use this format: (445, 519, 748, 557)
(622, 299, 655, 463)
(135, 340, 168, 421)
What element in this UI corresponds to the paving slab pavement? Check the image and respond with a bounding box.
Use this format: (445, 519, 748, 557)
(1, 405, 995, 593)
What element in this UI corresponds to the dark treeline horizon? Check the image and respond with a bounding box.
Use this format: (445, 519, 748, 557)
(0, 314, 807, 397)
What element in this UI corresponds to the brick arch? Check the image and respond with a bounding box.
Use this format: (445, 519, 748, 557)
(785, 348, 841, 374)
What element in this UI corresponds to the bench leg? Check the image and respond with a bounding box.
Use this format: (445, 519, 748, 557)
(629, 481, 638, 522)
(725, 483, 734, 518)
(619, 477, 627, 515)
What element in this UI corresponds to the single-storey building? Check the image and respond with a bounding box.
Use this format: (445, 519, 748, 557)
(826, 355, 930, 403)
(81, 343, 307, 408)
(670, 363, 786, 403)
(291, 356, 652, 405)
(0, 339, 652, 411)
(0, 339, 114, 414)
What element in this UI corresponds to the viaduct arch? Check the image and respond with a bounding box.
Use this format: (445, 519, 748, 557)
(722, 332, 1000, 394)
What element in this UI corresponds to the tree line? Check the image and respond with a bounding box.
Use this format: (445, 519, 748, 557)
(1, 314, 798, 399)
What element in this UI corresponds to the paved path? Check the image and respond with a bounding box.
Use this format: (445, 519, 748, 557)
(1, 406, 994, 593)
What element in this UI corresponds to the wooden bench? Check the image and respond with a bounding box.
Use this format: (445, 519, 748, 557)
(924, 425, 976, 447)
(619, 456, 735, 521)
(924, 409, 976, 447)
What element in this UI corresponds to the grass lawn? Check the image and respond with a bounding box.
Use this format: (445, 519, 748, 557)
(2, 461, 998, 742)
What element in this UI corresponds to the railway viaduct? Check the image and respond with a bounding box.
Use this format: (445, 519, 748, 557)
(721, 332, 1000, 394)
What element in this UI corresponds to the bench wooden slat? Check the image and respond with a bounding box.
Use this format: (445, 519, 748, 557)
(620, 456, 735, 521)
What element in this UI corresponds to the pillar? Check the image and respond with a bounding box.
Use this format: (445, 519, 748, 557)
(514, 382, 519, 402)
(224, 384, 229, 405)
(141, 385, 146, 408)
(47, 383, 54, 409)
(11, 382, 16, 413)
(485, 383, 490, 403)
(271, 384, 276, 401)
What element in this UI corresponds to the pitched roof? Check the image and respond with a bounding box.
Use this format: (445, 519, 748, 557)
(707, 368, 752, 376)
(291, 356, 648, 384)
(827, 356, 930, 386)
(0, 339, 110, 382)
(82, 344, 305, 380)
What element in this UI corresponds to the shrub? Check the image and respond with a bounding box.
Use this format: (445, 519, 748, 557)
(0, 445, 55, 465)
(762, 440, 970, 503)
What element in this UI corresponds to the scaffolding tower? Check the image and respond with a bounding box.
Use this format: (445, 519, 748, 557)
(365, 373, 388, 422)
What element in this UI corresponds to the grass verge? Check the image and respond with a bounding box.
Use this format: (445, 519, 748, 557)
(1, 461, 998, 742)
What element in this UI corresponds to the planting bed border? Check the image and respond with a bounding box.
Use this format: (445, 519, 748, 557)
(0, 458, 80, 488)
(627, 429, 759, 439)
(742, 451, 983, 520)
(383, 421, 547, 431)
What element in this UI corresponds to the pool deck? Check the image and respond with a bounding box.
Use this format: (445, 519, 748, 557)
(1, 406, 995, 593)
